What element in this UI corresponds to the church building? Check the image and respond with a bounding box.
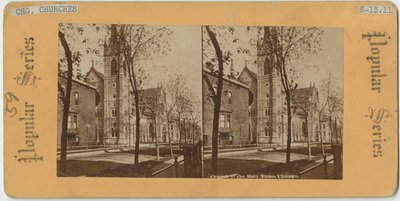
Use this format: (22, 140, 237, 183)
(237, 42, 324, 146)
(102, 25, 169, 146)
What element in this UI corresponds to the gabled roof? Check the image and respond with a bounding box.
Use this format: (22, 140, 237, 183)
(292, 86, 318, 111)
(141, 87, 162, 100)
(140, 87, 164, 117)
(58, 74, 97, 90)
(87, 66, 104, 80)
(203, 67, 250, 90)
(293, 87, 312, 97)
(238, 66, 257, 81)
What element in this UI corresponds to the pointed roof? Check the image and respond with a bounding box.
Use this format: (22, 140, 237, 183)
(87, 65, 104, 80)
(203, 67, 250, 90)
(141, 87, 162, 99)
(238, 66, 257, 81)
(292, 85, 319, 112)
(58, 74, 97, 90)
(140, 87, 164, 117)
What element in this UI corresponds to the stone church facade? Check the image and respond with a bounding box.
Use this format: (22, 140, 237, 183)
(237, 43, 324, 146)
(102, 25, 169, 146)
(58, 25, 179, 148)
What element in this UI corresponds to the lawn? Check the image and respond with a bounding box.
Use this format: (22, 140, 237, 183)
(203, 158, 277, 178)
(275, 146, 332, 156)
(204, 158, 314, 178)
(57, 159, 165, 177)
(119, 146, 183, 157)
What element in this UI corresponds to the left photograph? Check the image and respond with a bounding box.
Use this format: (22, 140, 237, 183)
(57, 24, 202, 178)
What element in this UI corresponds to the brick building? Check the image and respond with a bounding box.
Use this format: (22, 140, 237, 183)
(57, 75, 99, 148)
(202, 66, 251, 146)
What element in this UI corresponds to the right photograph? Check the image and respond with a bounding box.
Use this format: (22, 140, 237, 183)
(202, 26, 343, 179)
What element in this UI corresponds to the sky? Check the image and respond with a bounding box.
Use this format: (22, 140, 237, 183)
(60, 25, 202, 105)
(60, 25, 343, 104)
(202, 26, 344, 95)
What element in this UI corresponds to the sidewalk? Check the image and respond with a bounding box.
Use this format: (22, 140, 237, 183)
(298, 155, 334, 179)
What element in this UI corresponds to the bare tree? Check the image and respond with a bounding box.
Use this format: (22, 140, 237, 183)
(189, 108, 201, 143)
(165, 75, 191, 156)
(293, 95, 312, 159)
(203, 26, 225, 175)
(174, 90, 194, 150)
(142, 89, 166, 161)
(318, 73, 342, 149)
(202, 25, 251, 175)
(328, 96, 343, 145)
(259, 26, 323, 164)
(58, 30, 73, 175)
(113, 25, 172, 164)
(58, 24, 104, 174)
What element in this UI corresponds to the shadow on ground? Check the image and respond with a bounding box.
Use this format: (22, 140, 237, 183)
(274, 146, 332, 156)
(57, 160, 166, 177)
(204, 158, 277, 177)
(119, 147, 182, 157)
(204, 158, 315, 178)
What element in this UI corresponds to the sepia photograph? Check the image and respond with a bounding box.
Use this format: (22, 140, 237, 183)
(5, 1, 398, 197)
(202, 25, 343, 179)
(57, 24, 343, 179)
(57, 24, 202, 178)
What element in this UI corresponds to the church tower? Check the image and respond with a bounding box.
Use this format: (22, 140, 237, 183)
(103, 25, 134, 146)
(256, 41, 286, 145)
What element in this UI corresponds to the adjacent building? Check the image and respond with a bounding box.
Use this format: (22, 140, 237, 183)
(202, 64, 251, 146)
(57, 75, 99, 148)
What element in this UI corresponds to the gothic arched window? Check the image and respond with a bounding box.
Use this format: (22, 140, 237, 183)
(111, 127, 115, 137)
(264, 57, 271, 75)
(111, 58, 117, 75)
(123, 62, 127, 76)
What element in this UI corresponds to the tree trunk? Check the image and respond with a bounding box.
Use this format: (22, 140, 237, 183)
(134, 91, 141, 164)
(178, 116, 182, 150)
(192, 122, 194, 143)
(335, 118, 339, 144)
(319, 118, 325, 156)
(305, 116, 311, 160)
(184, 119, 187, 145)
(128, 116, 131, 147)
(205, 26, 224, 176)
(58, 31, 73, 175)
(155, 118, 159, 160)
(286, 95, 292, 164)
(329, 116, 333, 145)
(167, 116, 174, 157)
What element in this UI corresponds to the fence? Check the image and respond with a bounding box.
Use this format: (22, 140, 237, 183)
(150, 142, 202, 178)
(299, 145, 342, 179)
(151, 156, 184, 177)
